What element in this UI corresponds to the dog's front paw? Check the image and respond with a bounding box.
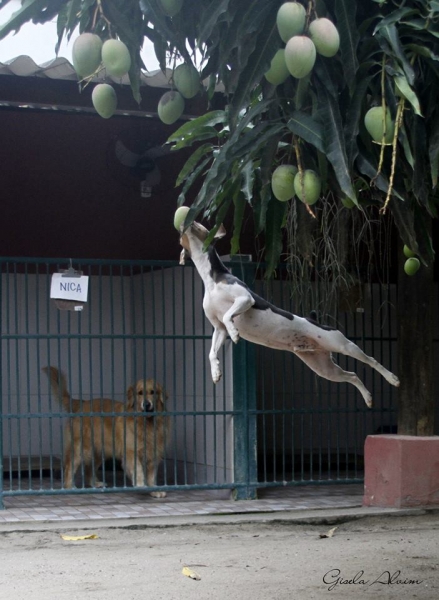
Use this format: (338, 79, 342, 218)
(150, 490, 167, 499)
(365, 393, 373, 409)
(212, 367, 222, 384)
(228, 327, 240, 344)
(390, 374, 400, 387)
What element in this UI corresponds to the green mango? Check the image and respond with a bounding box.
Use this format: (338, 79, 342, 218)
(158, 91, 185, 125)
(72, 33, 102, 78)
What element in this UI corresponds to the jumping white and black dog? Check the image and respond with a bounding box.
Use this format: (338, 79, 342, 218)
(179, 221, 400, 407)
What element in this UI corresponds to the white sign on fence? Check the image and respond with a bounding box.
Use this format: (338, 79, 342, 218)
(50, 273, 89, 303)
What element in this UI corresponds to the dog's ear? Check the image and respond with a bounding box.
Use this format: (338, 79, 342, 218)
(126, 385, 135, 408)
(156, 384, 165, 407)
(155, 384, 166, 410)
(214, 224, 226, 239)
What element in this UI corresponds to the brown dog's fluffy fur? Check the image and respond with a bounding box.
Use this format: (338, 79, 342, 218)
(43, 366, 170, 497)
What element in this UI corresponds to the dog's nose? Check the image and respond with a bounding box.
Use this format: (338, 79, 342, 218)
(144, 400, 154, 412)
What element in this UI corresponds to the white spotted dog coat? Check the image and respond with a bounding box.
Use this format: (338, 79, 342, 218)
(179, 222, 400, 408)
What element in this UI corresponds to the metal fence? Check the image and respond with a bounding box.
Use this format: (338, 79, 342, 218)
(0, 256, 401, 507)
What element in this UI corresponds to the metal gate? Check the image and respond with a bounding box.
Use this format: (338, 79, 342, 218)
(0, 257, 398, 506)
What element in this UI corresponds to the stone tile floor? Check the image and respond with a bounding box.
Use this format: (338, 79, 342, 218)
(0, 482, 364, 523)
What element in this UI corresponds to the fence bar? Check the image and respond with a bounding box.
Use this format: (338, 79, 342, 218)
(232, 259, 257, 499)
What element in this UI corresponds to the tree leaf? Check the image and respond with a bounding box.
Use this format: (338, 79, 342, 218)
(176, 143, 214, 187)
(197, 0, 231, 46)
(187, 102, 274, 213)
(394, 74, 422, 116)
(177, 156, 211, 206)
(317, 89, 356, 202)
(217, 0, 259, 69)
(168, 111, 227, 144)
(264, 198, 287, 279)
(399, 124, 415, 169)
(287, 111, 324, 153)
(389, 197, 419, 259)
(376, 23, 415, 85)
(139, 0, 191, 65)
(171, 126, 220, 151)
(344, 71, 373, 169)
(231, 99, 272, 138)
(203, 187, 235, 246)
(228, 5, 280, 129)
(256, 127, 284, 233)
(406, 43, 439, 61)
(334, 0, 360, 93)
(254, 180, 272, 235)
(55, 3, 69, 54)
(228, 122, 284, 162)
(65, 0, 82, 34)
(105, 1, 143, 49)
(240, 160, 255, 204)
(356, 150, 405, 202)
(196, 120, 285, 212)
(0, 0, 50, 40)
(231, 191, 247, 255)
(373, 7, 418, 30)
(152, 35, 168, 73)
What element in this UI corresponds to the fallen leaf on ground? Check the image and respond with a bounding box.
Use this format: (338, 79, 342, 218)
(319, 526, 338, 539)
(182, 566, 201, 580)
(61, 534, 99, 541)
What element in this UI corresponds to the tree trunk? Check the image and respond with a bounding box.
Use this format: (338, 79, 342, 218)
(397, 249, 435, 435)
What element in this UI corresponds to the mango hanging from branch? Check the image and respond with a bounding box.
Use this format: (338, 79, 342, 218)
(101, 39, 131, 78)
(284, 36, 317, 79)
(308, 18, 340, 57)
(294, 170, 322, 205)
(173, 63, 201, 99)
(158, 91, 185, 125)
(364, 106, 395, 145)
(72, 33, 102, 78)
(276, 2, 306, 43)
(92, 84, 117, 119)
(271, 165, 298, 201)
(264, 49, 290, 86)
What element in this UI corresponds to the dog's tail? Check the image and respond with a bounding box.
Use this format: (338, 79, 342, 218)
(42, 366, 71, 412)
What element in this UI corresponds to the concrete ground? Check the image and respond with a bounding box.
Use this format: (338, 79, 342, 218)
(0, 499, 437, 599)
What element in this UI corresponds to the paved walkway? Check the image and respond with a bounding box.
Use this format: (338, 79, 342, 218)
(0, 484, 365, 524)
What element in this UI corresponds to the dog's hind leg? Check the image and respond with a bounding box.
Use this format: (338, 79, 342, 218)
(337, 338, 400, 388)
(85, 459, 105, 488)
(209, 326, 228, 383)
(295, 350, 373, 408)
(62, 443, 81, 489)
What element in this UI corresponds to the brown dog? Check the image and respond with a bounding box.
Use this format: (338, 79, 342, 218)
(43, 366, 170, 497)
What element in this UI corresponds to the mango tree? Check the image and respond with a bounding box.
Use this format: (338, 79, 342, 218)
(1, 0, 437, 432)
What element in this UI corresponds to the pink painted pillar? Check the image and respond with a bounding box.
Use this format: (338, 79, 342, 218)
(363, 435, 439, 508)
